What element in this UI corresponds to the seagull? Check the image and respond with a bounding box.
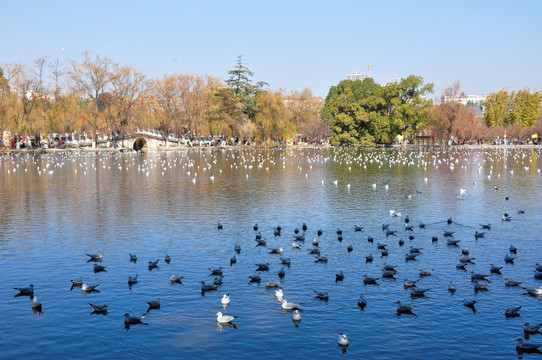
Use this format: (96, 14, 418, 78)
(403, 279, 419, 289)
(128, 274, 138, 287)
(504, 279, 521, 287)
(515, 338, 542, 352)
(32, 296, 42, 312)
(230, 255, 237, 266)
(255, 263, 270, 271)
(266, 280, 281, 288)
(463, 300, 477, 312)
(89, 303, 108, 313)
(363, 276, 379, 285)
(275, 288, 284, 299)
(292, 309, 302, 322)
(129, 253, 137, 262)
(315, 254, 328, 262)
(335, 271, 344, 282)
(480, 224, 491, 230)
(291, 242, 301, 249)
(280, 258, 291, 266)
(93, 264, 107, 273)
(337, 332, 349, 346)
(248, 275, 261, 283)
(313, 290, 329, 300)
(410, 288, 430, 298)
(357, 295, 367, 310)
(170, 274, 183, 284)
(124, 313, 148, 325)
(86, 253, 103, 262)
(200, 281, 218, 292)
(148, 259, 159, 270)
(278, 267, 286, 279)
(147, 298, 161, 310)
(217, 222, 224, 230)
(448, 281, 456, 293)
(82, 283, 99, 292)
(473, 281, 490, 292)
(216, 311, 237, 324)
(70, 277, 83, 287)
(395, 301, 416, 315)
(505, 306, 521, 317)
(471, 272, 489, 281)
(282, 299, 303, 310)
(209, 267, 223, 276)
(14, 284, 34, 296)
(269, 247, 283, 254)
(420, 269, 434, 277)
(490, 264, 502, 274)
(164, 254, 171, 264)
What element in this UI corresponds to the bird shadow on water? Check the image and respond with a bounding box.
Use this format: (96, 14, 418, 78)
(216, 322, 237, 331)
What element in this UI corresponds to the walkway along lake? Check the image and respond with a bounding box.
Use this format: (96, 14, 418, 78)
(1, 146, 541, 359)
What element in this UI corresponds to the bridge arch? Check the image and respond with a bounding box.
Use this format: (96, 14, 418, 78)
(133, 137, 148, 151)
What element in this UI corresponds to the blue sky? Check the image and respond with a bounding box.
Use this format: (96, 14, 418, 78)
(2, 0, 541, 98)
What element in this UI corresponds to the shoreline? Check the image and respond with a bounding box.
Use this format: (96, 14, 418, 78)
(1, 143, 541, 155)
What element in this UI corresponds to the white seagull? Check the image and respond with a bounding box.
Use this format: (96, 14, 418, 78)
(221, 294, 231, 306)
(216, 311, 237, 323)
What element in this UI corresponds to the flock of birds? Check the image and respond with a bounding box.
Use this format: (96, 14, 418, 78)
(13, 211, 542, 353)
(5, 146, 542, 355)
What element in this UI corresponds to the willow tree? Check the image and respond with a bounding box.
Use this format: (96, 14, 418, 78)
(253, 90, 291, 143)
(284, 88, 325, 139)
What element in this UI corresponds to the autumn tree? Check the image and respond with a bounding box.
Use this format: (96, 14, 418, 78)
(483, 90, 511, 127)
(428, 82, 475, 140)
(253, 90, 291, 143)
(67, 52, 115, 145)
(284, 88, 326, 140)
(107, 63, 147, 140)
(510, 89, 542, 127)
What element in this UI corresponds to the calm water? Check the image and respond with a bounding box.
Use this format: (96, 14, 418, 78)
(1, 146, 542, 359)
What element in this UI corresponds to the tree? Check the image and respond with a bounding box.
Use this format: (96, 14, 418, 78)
(428, 82, 475, 140)
(322, 76, 433, 145)
(67, 52, 115, 144)
(510, 89, 542, 127)
(225, 55, 268, 121)
(253, 90, 291, 143)
(284, 88, 326, 140)
(483, 90, 511, 127)
(107, 63, 147, 139)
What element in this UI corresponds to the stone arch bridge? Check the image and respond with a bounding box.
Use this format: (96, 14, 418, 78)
(120, 133, 183, 151)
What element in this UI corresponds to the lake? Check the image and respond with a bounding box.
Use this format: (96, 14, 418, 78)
(1, 146, 542, 359)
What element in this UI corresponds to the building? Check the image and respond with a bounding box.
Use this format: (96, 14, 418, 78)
(444, 94, 487, 116)
(346, 72, 367, 81)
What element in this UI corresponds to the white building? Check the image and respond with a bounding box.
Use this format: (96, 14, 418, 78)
(444, 94, 486, 106)
(346, 72, 367, 81)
